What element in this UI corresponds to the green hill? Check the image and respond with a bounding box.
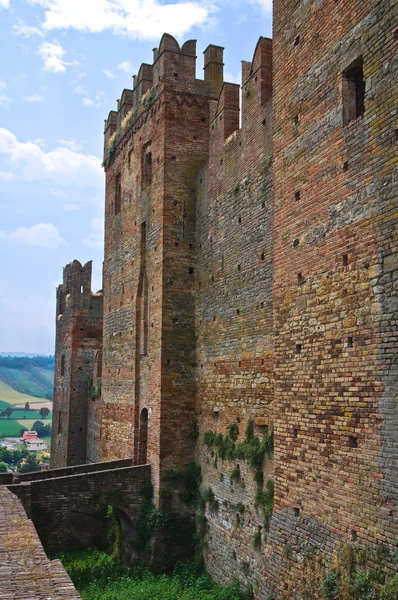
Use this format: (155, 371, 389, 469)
(0, 355, 54, 399)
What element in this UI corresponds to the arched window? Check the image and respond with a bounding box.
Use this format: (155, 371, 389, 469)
(138, 408, 148, 464)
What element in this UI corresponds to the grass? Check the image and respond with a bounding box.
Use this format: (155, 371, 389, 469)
(0, 380, 45, 405)
(56, 550, 247, 600)
(0, 420, 27, 437)
(0, 366, 53, 398)
(16, 417, 52, 429)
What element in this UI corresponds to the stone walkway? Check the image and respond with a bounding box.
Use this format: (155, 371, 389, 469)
(0, 486, 80, 599)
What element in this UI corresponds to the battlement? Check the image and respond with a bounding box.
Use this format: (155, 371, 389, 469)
(103, 34, 228, 166)
(56, 259, 102, 320)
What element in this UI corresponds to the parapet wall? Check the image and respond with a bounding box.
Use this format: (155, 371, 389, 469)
(0, 486, 81, 599)
(8, 462, 151, 553)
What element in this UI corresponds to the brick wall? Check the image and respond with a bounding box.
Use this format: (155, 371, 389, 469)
(195, 38, 274, 593)
(0, 486, 81, 599)
(100, 35, 218, 499)
(8, 463, 151, 553)
(261, 1, 398, 597)
(50, 7, 398, 596)
(52, 260, 103, 468)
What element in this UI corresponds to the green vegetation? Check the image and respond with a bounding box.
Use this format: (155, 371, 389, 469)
(0, 461, 7, 472)
(17, 453, 41, 473)
(0, 355, 54, 399)
(203, 419, 273, 468)
(56, 549, 248, 600)
(32, 420, 52, 437)
(203, 419, 274, 535)
(0, 420, 27, 437)
(0, 380, 47, 405)
(0, 446, 29, 464)
(282, 544, 398, 600)
(89, 378, 102, 401)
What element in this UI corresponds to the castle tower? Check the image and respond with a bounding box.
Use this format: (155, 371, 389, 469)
(100, 35, 224, 499)
(51, 261, 103, 468)
(266, 0, 398, 595)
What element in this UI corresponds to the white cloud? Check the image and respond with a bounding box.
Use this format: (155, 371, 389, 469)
(33, 138, 47, 148)
(28, 0, 211, 41)
(58, 138, 82, 152)
(83, 216, 104, 250)
(82, 91, 105, 109)
(24, 94, 44, 102)
(0, 95, 13, 108)
(13, 21, 44, 37)
(74, 84, 88, 95)
(0, 223, 67, 249)
(248, 0, 272, 12)
(38, 41, 69, 73)
(118, 61, 132, 73)
(103, 69, 116, 79)
(0, 81, 6, 89)
(0, 0, 10, 8)
(0, 128, 103, 188)
(62, 203, 81, 212)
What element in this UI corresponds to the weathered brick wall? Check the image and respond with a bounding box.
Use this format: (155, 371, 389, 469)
(196, 38, 274, 594)
(8, 463, 151, 553)
(52, 260, 103, 468)
(261, 1, 398, 597)
(0, 486, 81, 599)
(100, 35, 218, 499)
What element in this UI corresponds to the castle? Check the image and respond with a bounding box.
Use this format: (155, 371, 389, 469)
(49, 0, 398, 597)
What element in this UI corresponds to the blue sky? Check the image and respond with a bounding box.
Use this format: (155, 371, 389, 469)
(0, 0, 272, 354)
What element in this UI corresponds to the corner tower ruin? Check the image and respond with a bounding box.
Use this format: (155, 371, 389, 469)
(51, 260, 103, 468)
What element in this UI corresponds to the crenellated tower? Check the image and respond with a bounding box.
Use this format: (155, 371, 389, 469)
(51, 260, 103, 468)
(100, 34, 226, 502)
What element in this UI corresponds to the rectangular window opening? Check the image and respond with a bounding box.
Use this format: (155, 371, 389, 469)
(342, 58, 365, 125)
(141, 144, 152, 190)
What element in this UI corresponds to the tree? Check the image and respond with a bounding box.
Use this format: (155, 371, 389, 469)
(0, 449, 12, 463)
(32, 421, 51, 437)
(39, 407, 50, 420)
(24, 402, 30, 411)
(5, 407, 13, 419)
(0, 462, 7, 473)
(17, 453, 40, 474)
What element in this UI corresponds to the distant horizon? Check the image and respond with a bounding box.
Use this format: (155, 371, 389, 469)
(0, 352, 53, 358)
